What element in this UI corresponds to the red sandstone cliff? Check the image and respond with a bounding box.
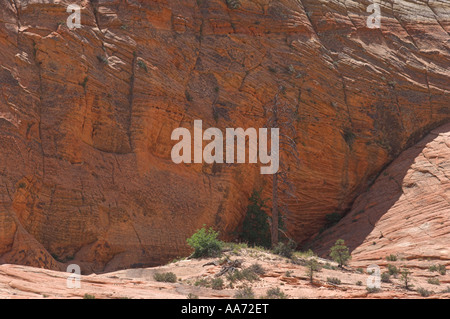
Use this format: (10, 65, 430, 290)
(0, 0, 449, 273)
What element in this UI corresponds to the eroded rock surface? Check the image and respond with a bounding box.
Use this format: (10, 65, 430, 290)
(310, 123, 450, 266)
(0, 0, 449, 272)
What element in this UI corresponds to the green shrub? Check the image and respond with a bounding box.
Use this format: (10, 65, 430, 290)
(356, 267, 364, 274)
(441, 287, 450, 293)
(327, 277, 341, 285)
(247, 263, 265, 275)
(194, 278, 210, 287)
(330, 239, 351, 267)
(366, 287, 381, 293)
(263, 287, 288, 299)
(240, 191, 271, 248)
(154, 272, 177, 283)
(387, 264, 399, 276)
(427, 278, 440, 285)
(211, 278, 224, 290)
(187, 293, 199, 299)
(429, 264, 446, 275)
(83, 294, 96, 299)
(323, 263, 337, 270)
(381, 272, 391, 283)
(227, 268, 259, 283)
(137, 60, 148, 72)
(272, 240, 296, 259)
(186, 226, 223, 258)
(386, 254, 397, 262)
(417, 287, 433, 297)
(234, 286, 255, 299)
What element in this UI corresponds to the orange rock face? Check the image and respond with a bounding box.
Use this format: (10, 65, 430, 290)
(310, 123, 450, 265)
(0, 0, 448, 272)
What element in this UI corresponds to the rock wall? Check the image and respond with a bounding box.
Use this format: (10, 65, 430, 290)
(0, 0, 448, 272)
(309, 123, 450, 265)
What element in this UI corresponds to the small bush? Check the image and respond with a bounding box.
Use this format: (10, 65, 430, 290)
(429, 264, 446, 275)
(247, 263, 265, 275)
(194, 278, 210, 287)
(137, 60, 148, 72)
(330, 239, 351, 267)
(356, 267, 364, 274)
(83, 294, 96, 299)
(211, 278, 224, 290)
(227, 268, 259, 283)
(417, 287, 433, 297)
(187, 293, 199, 299)
(427, 278, 440, 286)
(323, 263, 337, 270)
(366, 287, 381, 293)
(441, 287, 450, 293)
(154, 272, 177, 283)
(186, 226, 223, 258)
(386, 254, 397, 262)
(381, 272, 391, 283)
(234, 286, 255, 299)
(263, 287, 288, 299)
(387, 264, 399, 276)
(272, 240, 296, 259)
(327, 277, 341, 285)
(356, 281, 363, 286)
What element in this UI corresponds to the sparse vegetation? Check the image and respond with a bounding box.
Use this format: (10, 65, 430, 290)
(247, 263, 265, 275)
(137, 60, 148, 72)
(154, 272, 177, 283)
(386, 254, 397, 262)
(417, 287, 433, 297)
(429, 264, 446, 275)
(211, 278, 224, 290)
(263, 287, 288, 299)
(226, 268, 259, 283)
(80, 76, 88, 88)
(366, 287, 381, 293)
(427, 278, 440, 286)
(327, 277, 341, 285)
(272, 240, 296, 259)
(381, 272, 391, 283)
(83, 294, 96, 299)
(330, 239, 351, 267)
(234, 286, 255, 299)
(387, 264, 399, 276)
(186, 226, 223, 258)
(187, 293, 199, 299)
(356, 281, 363, 286)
